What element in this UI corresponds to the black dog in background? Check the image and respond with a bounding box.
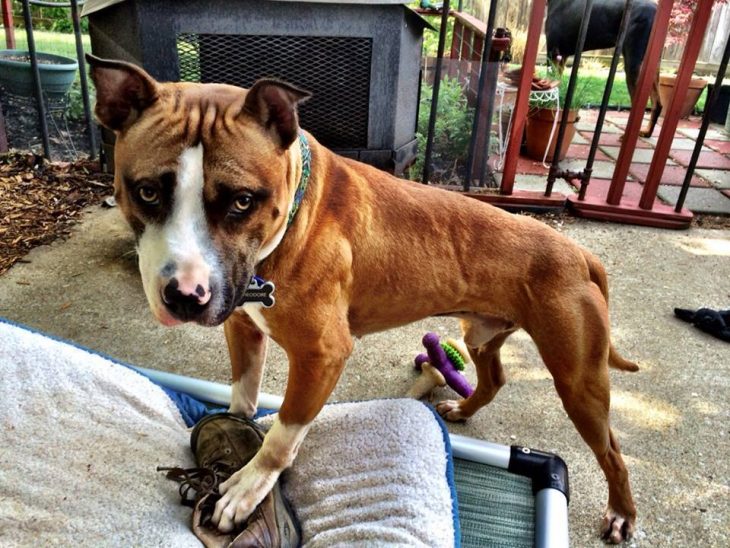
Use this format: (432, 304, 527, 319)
(545, 0, 662, 137)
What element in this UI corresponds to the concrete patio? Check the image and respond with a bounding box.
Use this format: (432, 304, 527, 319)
(0, 201, 728, 546)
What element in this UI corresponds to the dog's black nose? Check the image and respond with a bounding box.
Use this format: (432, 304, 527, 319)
(162, 278, 209, 320)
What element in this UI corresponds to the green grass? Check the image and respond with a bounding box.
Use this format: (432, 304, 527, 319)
(577, 69, 632, 109)
(529, 64, 633, 109)
(7, 29, 90, 61)
(574, 69, 714, 114)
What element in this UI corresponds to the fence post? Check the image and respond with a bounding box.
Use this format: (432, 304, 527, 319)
(449, 18, 463, 79)
(500, 0, 546, 195)
(676, 32, 730, 212)
(459, 26, 473, 89)
(421, 0, 451, 184)
(578, 0, 635, 200)
(70, 0, 98, 160)
(471, 32, 484, 100)
(1, 0, 14, 49)
(20, 0, 51, 159)
(464, 1, 499, 188)
(606, 0, 672, 205)
(640, 0, 715, 210)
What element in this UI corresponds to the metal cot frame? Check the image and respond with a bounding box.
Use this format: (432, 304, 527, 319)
(135, 366, 570, 548)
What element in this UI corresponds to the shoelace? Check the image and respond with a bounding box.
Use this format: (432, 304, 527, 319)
(157, 466, 219, 508)
(158, 448, 241, 508)
(158, 462, 245, 529)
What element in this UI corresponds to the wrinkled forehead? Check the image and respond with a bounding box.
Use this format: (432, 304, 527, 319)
(114, 82, 280, 181)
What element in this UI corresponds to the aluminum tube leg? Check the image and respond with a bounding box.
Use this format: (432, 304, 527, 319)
(535, 488, 570, 548)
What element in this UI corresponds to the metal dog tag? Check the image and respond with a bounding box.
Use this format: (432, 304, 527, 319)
(240, 276, 276, 308)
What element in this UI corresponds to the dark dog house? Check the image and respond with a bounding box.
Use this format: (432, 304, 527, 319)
(82, 0, 430, 174)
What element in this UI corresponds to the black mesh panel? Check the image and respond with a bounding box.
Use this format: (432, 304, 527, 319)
(177, 33, 372, 149)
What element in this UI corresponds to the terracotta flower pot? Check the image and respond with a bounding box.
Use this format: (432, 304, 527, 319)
(525, 107, 580, 162)
(658, 74, 708, 119)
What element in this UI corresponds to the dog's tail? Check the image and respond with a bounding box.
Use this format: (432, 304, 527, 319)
(608, 343, 639, 372)
(582, 248, 640, 372)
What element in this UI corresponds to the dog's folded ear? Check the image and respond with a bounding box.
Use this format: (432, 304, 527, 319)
(85, 54, 159, 132)
(242, 79, 312, 149)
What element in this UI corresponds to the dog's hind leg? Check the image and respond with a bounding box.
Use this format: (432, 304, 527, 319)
(531, 288, 636, 543)
(224, 311, 268, 418)
(644, 72, 663, 137)
(436, 317, 516, 421)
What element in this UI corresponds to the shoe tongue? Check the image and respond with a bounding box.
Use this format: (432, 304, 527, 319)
(193, 416, 264, 470)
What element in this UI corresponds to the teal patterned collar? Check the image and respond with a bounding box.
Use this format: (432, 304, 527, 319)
(287, 131, 312, 227)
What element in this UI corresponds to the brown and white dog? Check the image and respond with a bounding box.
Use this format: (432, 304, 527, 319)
(88, 55, 639, 543)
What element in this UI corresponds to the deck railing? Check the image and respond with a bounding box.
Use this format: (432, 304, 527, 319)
(420, 0, 729, 228)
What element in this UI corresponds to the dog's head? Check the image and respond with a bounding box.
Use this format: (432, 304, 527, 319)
(87, 55, 310, 326)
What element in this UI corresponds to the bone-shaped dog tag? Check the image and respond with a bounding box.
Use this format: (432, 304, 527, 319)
(240, 276, 276, 308)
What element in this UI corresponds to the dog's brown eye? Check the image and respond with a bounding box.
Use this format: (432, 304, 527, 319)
(138, 186, 159, 205)
(232, 195, 253, 213)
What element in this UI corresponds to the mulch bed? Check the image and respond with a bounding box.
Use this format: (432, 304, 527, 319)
(0, 151, 113, 275)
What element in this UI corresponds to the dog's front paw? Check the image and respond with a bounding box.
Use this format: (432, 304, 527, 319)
(211, 461, 279, 533)
(436, 400, 469, 422)
(601, 507, 635, 543)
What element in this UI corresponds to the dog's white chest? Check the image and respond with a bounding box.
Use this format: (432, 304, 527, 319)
(239, 303, 270, 335)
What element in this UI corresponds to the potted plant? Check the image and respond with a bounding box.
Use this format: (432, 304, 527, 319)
(658, 0, 728, 118)
(658, 72, 708, 120)
(0, 50, 78, 99)
(524, 68, 586, 163)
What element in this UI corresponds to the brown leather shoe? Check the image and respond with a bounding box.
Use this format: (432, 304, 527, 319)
(161, 413, 300, 548)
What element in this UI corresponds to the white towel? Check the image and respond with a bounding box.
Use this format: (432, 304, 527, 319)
(0, 320, 456, 547)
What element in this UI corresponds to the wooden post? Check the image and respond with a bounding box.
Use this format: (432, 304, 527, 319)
(448, 19, 463, 79)
(639, 0, 714, 209)
(500, 0, 546, 194)
(606, 0, 672, 205)
(2, 0, 15, 49)
(459, 27, 473, 85)
(471, 33, 484, 100)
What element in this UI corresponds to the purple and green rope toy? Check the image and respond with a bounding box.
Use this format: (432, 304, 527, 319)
(415, 332, 474, 398)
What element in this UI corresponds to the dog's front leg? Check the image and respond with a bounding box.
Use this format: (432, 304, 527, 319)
(212, 336, 350, 532)
(224, 311, 268, 418)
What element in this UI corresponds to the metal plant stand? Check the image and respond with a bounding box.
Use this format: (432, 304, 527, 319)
(0, 89, 84, 159)
(495, 83, 560, 170)
(13, 0, 96, 160)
